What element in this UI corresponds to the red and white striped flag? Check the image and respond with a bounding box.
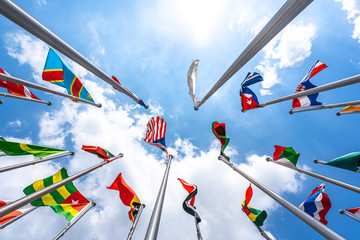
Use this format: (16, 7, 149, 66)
(143, 116, 168, 158)
(0, 200, 36, 226)
(0, 68, 40, 100)
(346, 207, 360, 218)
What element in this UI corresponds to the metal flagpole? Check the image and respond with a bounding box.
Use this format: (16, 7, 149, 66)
(0, 151, 74, 174)
(244, 74, 360, 112)
(53, 202, 96, 240)
(339, 209, 360, 223)
(266, 158, 360, 193)
(218, 156, 346, 240)
(0, 0, 148, 109)
(194, 0, 314, 111)
(244, 214, 271, 240)
(0, 91, 52, 105)
(0, 154, 123, 218)
(194, 213, 203, 240)
(314, 159, 360, 173)
(289, 99, 360, 114)
(145, 155, 173, 240)
(336, 110, 360, 116)
(0, 73, 101, 108)
(126, 204, 145, 240)
(0, 206, 37, 229)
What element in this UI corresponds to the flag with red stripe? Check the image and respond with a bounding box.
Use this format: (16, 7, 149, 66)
(0, 200, 35, 226)
(0, 68, 40, 100)
(345, 207, 360, 218)
(178, 178, 201, 223)
(81, 145, 115, 160)
(143, 116, 169, 158)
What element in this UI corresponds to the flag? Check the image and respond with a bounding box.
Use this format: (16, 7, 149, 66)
(299, 183, 331, 225)
(325, 152, 360, 172)
(240, 72, 263, 111)
(0, 138, 66, 158)
(81, 145, 115, 160)
(242, 184, 267, 227)
(107, 173, 141, 222)
(187, 59, 200, 106)
(23, 168, 90, 221)
(272, 145, 300, 169)
(292, 60, 327, 108)
(345, 207, 360, 218)
(143, 116, 169, 158)
(0, 201, 35, 226)
(212, 121, 230, 161)
(111, 76, 145, 107)
(339, 104, 360, 114)
(42, 48, 94, 102)
(178, 178, 201, 223)
(0, 68, 40, 100)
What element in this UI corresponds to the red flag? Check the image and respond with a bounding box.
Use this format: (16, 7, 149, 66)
(107, 173, 141, 222)
(81, 145, 115, 160)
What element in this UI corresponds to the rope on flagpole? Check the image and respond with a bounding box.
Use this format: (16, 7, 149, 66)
(0, 154, 123, 219)
(194, 0, 314, 110)
(0, 91, 52, 105)
(219, 156, 346, 240)
(0, 73, 101, 107)
(0, 0, 148, 109)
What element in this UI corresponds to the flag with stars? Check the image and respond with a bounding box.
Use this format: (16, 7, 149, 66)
(23, 167, 90, 221)
(240, 72, 263, 111)
(42, 48, 94, 102)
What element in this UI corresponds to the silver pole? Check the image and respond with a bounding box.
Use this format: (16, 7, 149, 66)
(219, 156, 346, 240)
(144, 155, 173, 240)
(194, 0, 314, 110)
(314, 159, 360, 173)
(251, 74, 360, 111)
(0, 154, 123, 218)
(127, 204, 145, 240)
(0, 73, 101, 107)
(53, 202, 96, 240)
(289, 99, 360, 114)
(0, 92, 51, 105)
(194, 214, 203, 240)
(0, 151, 74, 173)
(0, 0, 147, 108)
(339, 209, 360, 223)
(266, 157, 360, 193)
(336, 110, 360, 116)
(0, 206, 37, 229)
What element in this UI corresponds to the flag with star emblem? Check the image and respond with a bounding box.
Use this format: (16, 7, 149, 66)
(23, 168, 90, 221)
(240, 72, 263, 111)
(42, 48, 94, 102)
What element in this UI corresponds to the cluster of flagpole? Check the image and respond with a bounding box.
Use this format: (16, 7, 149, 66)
(194, 0, 314, 111)
(217, 156, 346, 240)
(0, 0, 148, 109)
(0, 72, 101, 108)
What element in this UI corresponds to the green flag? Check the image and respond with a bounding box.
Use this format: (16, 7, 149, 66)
(326, 152, 360, 172)
(0, 138, 66, 158)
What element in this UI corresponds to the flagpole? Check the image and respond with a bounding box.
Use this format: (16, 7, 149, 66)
(0, 0, 148, 109)
(194, 0, 313, 111)
(126, 204, 145, 240)
(0, 91, 52, 105)
(336, 110, 360, 116)
(244, 74, 360, 112)
(0, 73, 101, 108)
(0, 151, 74, 173)
(145, 155, 173, 240)
(0, 206, 37, 229)
(314, 159, 360, 173)
(218, 156, 346, 240)
(243, 213, 271, 240)
(339, 209, 360, 223)
(194, 213, 203, 240)
(53, 202, 96, 240)
(289, 99, 360, 114)
(0, 154, 123, 218)
(266, 158, 360, 193)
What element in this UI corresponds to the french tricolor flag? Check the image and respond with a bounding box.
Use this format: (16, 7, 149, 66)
(299, 183, 331, 225)
(292, 60, 327, 108)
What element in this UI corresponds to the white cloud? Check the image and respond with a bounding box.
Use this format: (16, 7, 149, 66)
(7, 120, 22, 127)
(335, 0, 360, 42)
(36, 0, 47, 5)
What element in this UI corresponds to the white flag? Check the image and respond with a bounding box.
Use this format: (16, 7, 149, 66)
(187, 59, 200, 106)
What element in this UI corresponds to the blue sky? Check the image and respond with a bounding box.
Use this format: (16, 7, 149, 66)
(0, 0, 359, 239)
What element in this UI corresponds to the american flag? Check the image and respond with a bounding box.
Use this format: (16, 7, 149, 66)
(143, 116, 168, 158)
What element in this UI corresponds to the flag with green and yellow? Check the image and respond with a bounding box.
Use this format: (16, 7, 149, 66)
(0, 138, 66, 158)
(23, 168, 90, 221)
